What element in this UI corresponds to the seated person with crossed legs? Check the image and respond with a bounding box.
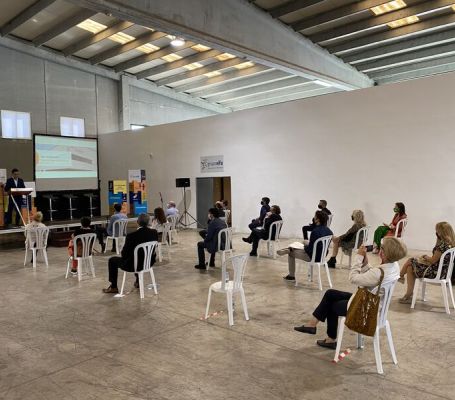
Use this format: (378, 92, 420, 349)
(293, 238, 406, 349)
(247, 205, 282, 257)
(242, 196, 271, 243)
(103, 213, 158, 294)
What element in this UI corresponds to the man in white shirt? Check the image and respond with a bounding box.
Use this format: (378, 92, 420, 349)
(165, 201, 179, 217)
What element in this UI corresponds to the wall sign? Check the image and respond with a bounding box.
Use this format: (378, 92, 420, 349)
(200, 155, 224, 173)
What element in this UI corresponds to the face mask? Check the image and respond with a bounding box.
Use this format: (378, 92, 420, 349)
(351, 216, 354, 221)
(393, 208, 399, 213)
(318, 205, 323, 209)
(261, 201, 264, 205)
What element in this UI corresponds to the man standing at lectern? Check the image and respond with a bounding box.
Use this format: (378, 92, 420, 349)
(4, 168, 25, 227)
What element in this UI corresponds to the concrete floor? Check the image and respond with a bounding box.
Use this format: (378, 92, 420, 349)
(0, 231, 454, 400)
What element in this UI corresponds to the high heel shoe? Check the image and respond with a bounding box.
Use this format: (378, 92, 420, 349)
(399, 295, 412, 304)
(397, 276, 405, 284)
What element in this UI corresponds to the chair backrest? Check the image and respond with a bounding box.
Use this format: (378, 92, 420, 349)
(394, 218, 407, 238)
(354, 226, 369, 250)
(433, 247, 455, 281)
(327, 214, 333, 227)
(167, 215, 179, 230)
(26, 227, 49, 249)
(227, 253, 249, 291)
(217, 227, 233, 252)
(161, 222, 172, 244)
(311, 235, 332, 263)
(377, 279, 398, 328)
(73, 233, 96, 259)
(133, 241, 158, 273)
(224, 209, 231, 222)
(268, 220, 283, 241)
(112, 219, 129, 237)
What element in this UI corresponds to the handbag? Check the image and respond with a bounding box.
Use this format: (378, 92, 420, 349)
(345, 268, 385, 337)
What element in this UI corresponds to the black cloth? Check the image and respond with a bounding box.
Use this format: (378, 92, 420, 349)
(4, 177, 25, 225)
(74, 227, 95, 237)
(251, 213, 282, 253)
(312, 289, 352, 339)
(203, 217, 227, 254)
(259, 204, 270, 223)
(304, 225, 333, 261)
(197, 241, 215, 266)
(108, 227, 158, 288)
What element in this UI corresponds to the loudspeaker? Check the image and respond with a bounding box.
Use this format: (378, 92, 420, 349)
(176, 178, 190, 188)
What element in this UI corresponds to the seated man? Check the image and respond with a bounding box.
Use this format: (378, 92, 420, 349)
(96, 203, 127, 252)
(165, 201, 179, 217)
(242, 196, 271, 243)
(195, 207, 227, 269)
(247, 205, 282, 256)
(68, 216, 95, 274)
(302, 200, 331, 240)
(102, 213, 158, 294)
(279, 211, 333, 281)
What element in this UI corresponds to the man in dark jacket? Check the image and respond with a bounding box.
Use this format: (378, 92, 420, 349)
(249, 205, 282, 256)
(195, 207, 227, 269)
(302, 200, 331, 240)
(4, 168, 26, 227)
(103, 213, 158, 294)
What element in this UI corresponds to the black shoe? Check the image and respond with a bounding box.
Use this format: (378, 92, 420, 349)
(101, 243, 106, 253)
(242, 237, 252, 243)
(316, 339, 337, 349)
(194, 264, 206, 270)
(327, 257, 336, 269)
(134, 281, 139, 288)
(209, 263, 215, 267)
(249, 252, 257, 257)
(294, 325, 317, 334)
(283, 275, 295, 281)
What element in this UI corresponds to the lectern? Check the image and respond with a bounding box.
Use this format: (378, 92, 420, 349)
(9, 188, 34, 226)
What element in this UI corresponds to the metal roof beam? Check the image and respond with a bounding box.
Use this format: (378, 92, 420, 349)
(375, 60, 455, 83)
(135, 49, 221, 79)
(269, 0, 325, 19)
(1, 0, 56, 36)
(32, 9, 96, 46)
(90, 31, 167, 64)
(62, 20, 134, 55)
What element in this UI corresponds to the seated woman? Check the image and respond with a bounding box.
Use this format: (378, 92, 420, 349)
(278, 210, 332, 281)
(247, 205, 282, 256)
(373, 202, 407, 253)
(24, 212, 46, 251)
(294, 238, 407, 349)
(398, 221, 455, 304)
(327, 209, 366, 269)
(150, 207, 167, 234)
(68, 216, 95, 275)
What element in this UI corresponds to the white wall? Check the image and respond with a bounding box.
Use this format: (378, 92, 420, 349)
(99, 71, 455, 250)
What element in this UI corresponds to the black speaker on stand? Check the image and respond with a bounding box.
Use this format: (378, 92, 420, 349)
(176, 178, 200, 228)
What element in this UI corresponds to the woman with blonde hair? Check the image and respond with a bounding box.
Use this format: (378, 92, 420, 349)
(398, 222, 455, 303)
(25, 211, 45, 231)
(327, 209, 366, 269)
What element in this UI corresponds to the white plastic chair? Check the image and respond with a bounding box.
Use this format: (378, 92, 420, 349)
(205, 253, 249, 326)
(105, 219, 129, 255)
(157, 222, 172, 262)
(295, 235, 333, 290)
(411, 247, 455, 314)
(394, 218, 407, 239)
(257, 220, 283, 259)
(167, 215, 179, 244)
(24, 227, 49, 270)
(334, 279, 398, 374)
(65, 233, 97, 282)
(220, 209, 231, 225)
(117, 241, 159, 298)
(340, 226, 370, 267)
(327, 214, 333, 228)
(205, 227, 233, 270)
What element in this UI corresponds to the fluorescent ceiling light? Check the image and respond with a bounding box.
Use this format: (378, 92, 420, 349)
(110, 32, 135, 44)
(234, 61, 255, 70)
(192, 44, 211, 52)
(387, 15, 419, 28)
(370, 0, 406, 16)
(77, 19, 107, 34)
(168, 35, 185, 46)
(184, 62, 204, 71)
(161, 53, 183, 62)
(314, 80, 332, 87)
(204, 71, 222, 78)
(137, 43, 160, 54)
(216, 53, 236, 61)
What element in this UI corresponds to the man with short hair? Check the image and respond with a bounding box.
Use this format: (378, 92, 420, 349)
(302, 200, 332, 240)
(165, 201, 179, 217)
(103, 213, 158, 294)
(195, 207, 227, 269)
(4, 168, 25, 227)
(242, 196, 271, 243)
(96, 203, 127, 252)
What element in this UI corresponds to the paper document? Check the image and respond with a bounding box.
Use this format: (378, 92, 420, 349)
(288, 242, 304, 249)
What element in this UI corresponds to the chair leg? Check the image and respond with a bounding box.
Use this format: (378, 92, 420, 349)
(205, 288, 212, 319)
(441, 282, 450, 314)
(385, 320, 398, 365)
(24, 249, 28, 266)
(448, 281, 455, 309)
(32, 249, 37, 270)
(240, 288, 249, 321)
(115, 238, 120, 255)
(421, 282, 427, 301)
(272, 241, 277, 259)
(104, 237, 110, 253)
(334, 317, 345, 362)
(77, 259, 82, 282)
(139, 273, 145, 299)
(149, 269, 158, 295)
(373, 329, 383, 374)
(89, 256, 95, 278)
(324, 262, 333, 288)
(158, 244, 163, 263)
(411, 280, 419, 309)
(43, 249, 49, 266)
(257, 240, 260, 258)
(227, 291, 234, 326)
(317, 264, 322, 291)
(65, 257, 71, 278)
(119, 272, 127, 296)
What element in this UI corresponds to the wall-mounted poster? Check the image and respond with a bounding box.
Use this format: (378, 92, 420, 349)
(201, 155, 224, 173)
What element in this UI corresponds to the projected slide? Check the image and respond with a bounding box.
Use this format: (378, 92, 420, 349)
(34, 135, 98, 191)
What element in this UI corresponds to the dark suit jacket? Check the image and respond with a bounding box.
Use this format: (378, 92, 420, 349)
(263, 213, 282, 240)
(305, 225, 333, 262)
(4, 177, 25, 193)
(204, 217, 227, 254)
(121, 227, 159, 270)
